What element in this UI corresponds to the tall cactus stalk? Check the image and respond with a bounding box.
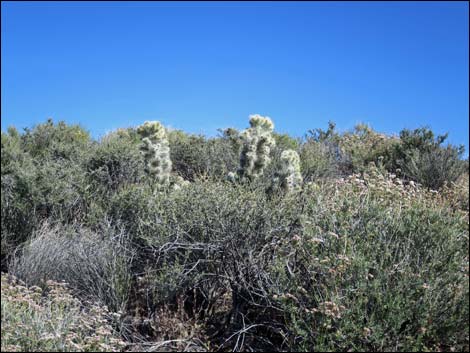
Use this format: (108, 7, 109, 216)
(229, 114, 275, 182)
(273, 149, 303, 192)
(137, 121, 172, 188)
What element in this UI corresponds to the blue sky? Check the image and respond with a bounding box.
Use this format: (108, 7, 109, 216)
(1, 1, 469, 153)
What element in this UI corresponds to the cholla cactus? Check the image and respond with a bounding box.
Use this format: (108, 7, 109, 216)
(170, 175, 190, 190)
(234, 114, 276, 182)
(274, 149, 303, 192)
(137, 121, 172, 187)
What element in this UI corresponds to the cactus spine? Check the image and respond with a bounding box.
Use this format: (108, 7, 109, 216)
(137, 121, 172, 188)
(274, 149, 303, 192)
(232, 114, 275, 182)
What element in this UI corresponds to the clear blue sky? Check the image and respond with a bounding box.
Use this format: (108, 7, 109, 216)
(1, 1, 469, 153)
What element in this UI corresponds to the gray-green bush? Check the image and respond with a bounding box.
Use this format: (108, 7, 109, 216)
(2, 118, 468, 352)
(10, 221, 133, 313)
(395, 127, 466, 189)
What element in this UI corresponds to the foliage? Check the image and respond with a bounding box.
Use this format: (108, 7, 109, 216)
(394, 127, 466, 189)
(168, 129, 239, 181)
(20, 118, 91, 161)
(339, 123, 399, 173)
(105, 170, 468, 351)
(1, 121, 91, 268)
(1, 118, 468, 352)
(1, 273, 126, 352)
(85, 130, 145, 195)
(273, 132, 300, 151)
(9, 221, 133, 313)
(300, 121, 349, 180)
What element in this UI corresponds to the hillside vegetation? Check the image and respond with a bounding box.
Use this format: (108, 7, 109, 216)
(1, 116, 468, 352)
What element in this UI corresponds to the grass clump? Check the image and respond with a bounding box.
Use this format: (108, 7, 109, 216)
(9, 221, 133, 314)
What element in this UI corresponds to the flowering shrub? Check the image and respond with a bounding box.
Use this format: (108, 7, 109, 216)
(437, 173, 469, 214)
(1, 273, 126, 352)
(339, 123, 399, 173)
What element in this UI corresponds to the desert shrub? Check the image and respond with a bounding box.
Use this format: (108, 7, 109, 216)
(300, 121, 348, 180)
(168, 130, 238, 181)
(168, 130, 204, 180)
(398, 146, 466, 190)
(128, 172, 468, 351)
(271, 175, 469, 351)
(33, 159, 89, 220)
(118, 181, 301, 343)
(299, 140, 342, 180)
(9, 221, 133, 313)
(85, 130, 145, 195)
(438, 172, 469, 213)
(395, 127, 466, 189)
(1, 273, 125, 352)
(106, 183, 158, 238)
(104, 183, 170, 281)
(339, 123, 399, 173)
(1, 129, 35, 259)
(1, 157, 89, 257)
(20, 118, 90, 161)
(1, 127, 26, 174)
(2, 118, 468, 352)
(1, 122, 92, 267)
(219, 127, 243, 152)
(273, 132, 300, 151)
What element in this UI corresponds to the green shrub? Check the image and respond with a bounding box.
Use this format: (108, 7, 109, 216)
(1, 118, 468, 352)
(1, 125, 90, 268)
(274, 177, 469, 351)
(300, 121, 349, 180)
(340, 123, 399, 173)
(125, 174, 468, 351)
(395, 127, 466, 189)
(299, 140, 342, 180)
(20, 118, 90, 161)
(439, 173, 469, 212)
(85, 130, 145, 194)
(1, 129, 36, 257)
(168, 129, 238, 181)
(132, 181, 303, 325)
(273, 132, 300, 151)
